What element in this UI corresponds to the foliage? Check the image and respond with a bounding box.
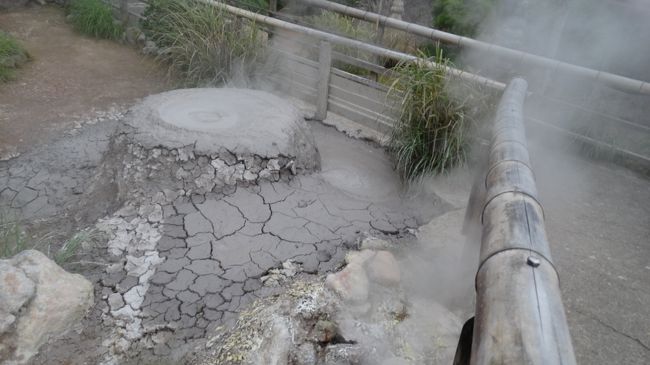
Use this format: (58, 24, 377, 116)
(308, 10, 376, 75)
(388, 48, 492, 179)
(230, 0, 269, 13)
(141, 0, 265, 86)
(1, 210, 95, 264)
(54, 230, 96, 265)
(433, 0, 496, 37)
(0, 31, 29, 83)
(66, 0, 123, 40)
(0, 213, 28, 258)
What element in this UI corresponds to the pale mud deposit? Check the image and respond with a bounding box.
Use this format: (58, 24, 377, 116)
(1, 88, 458, 365)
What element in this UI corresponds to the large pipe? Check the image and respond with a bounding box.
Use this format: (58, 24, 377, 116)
(299, 0, 650, 95)
(471, 78, 576, 365)
(200, 0, 506, 90)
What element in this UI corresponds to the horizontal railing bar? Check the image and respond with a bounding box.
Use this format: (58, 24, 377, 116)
(299, 0, 650, 95)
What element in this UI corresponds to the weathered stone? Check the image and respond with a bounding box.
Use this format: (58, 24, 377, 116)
(325, 263, 369, 304)
(359, 236, 392, 250)
(3, 250, 93, 364)
(0, 261, 35, 316)
(323, 344, 364, 365)
(344, 250, 376, 266)
(366, 251, 401, 287)
(313, 320, 338, 343)
(108, 293, 125, 311)
(290, 343, 317, 365)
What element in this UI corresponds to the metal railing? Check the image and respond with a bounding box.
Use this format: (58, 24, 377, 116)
(298, 0, 650, 95)
(294, 0, 650, 172)
(457, 78, 576, 365)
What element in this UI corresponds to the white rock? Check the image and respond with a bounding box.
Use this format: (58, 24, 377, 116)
(243, 170, 258, 182)
(345, 249, 376, 266)
(0, 261, 35, 315)
(267, 159, 281, 171)
(325, 263, 369, 304)
(3, 250, 94, 364)
(359, 236, 392, 250)
(108, 293, 125, 312)
(366, 251, 401, 287)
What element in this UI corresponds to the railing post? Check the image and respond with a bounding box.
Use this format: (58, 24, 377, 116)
(315, 40, 332, 121)
(120, 0, 129, 24)
(269, 0, 277, 13)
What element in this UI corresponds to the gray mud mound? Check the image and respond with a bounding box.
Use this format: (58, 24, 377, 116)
(124, 88, 320, 172)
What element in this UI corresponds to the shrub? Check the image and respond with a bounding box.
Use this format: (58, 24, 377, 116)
(141, 0, 265, 86)
(66, 0, 123, 39)
(307, 10, 376, 75)
(388, 48, 491, 179)
(0, 32, 29, 83)
(433, 0, 496, 37)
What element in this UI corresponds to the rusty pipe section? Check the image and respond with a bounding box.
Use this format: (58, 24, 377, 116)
(471, 79, 576, 365)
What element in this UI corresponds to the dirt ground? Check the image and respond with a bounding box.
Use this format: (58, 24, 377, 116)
(0, 4, 169, 158)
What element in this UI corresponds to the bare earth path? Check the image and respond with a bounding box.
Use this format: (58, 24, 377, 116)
(0, 5, 169, 158)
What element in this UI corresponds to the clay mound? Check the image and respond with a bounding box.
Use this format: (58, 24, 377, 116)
(124, 88, 320, 171)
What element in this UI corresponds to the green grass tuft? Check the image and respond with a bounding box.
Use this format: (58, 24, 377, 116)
(0, 213, 28, 258)
(54, 230, 97, 265)
(141, 0, 265, 86)
(67, 0, 123, 40)
(0, 31, 29, 83)
(388, 48, 493, 180)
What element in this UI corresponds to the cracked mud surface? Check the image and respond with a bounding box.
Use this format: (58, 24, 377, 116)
(1, 110, 446, 364)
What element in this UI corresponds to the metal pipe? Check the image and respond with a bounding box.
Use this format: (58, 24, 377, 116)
(299, 0, 650, 95)
(199, 0, 506, 90)
(471, 78, 576, 365)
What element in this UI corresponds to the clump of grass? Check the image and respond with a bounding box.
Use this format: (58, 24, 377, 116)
(1, 211, 95, 264)
(141, 0, 265, 86)
(66, 0, 123, 40)
(54, 230, 97, 265)
(388, 48, 488, 180)
(308, 10, 376, 75)
(0, 31, 29, 83)
(0, 213, 28, 258)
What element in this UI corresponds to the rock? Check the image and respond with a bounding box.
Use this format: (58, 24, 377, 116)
(0, 261, 35, 317)
(313, 320, 338, 343)
(0, 250, 94, 364)
(0, 313, 16, 334)
(290, 343, 317, 365)
(359, 236, 392, 250)
(323, 344, 365, 365)
(124, 26, 141, 45)
(142, 40, 158, 56)
(325, 263, 369, 304)
(344, 249, 375, 266)
(108, 293, 125, 311)
(366, 251, 401, 287)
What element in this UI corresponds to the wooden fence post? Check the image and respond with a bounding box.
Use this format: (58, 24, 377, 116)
(120, 0, 129, 24)
(315, 40, 332, 121)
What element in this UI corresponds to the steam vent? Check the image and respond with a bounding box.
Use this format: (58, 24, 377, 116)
(124, 88, 320, 174)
